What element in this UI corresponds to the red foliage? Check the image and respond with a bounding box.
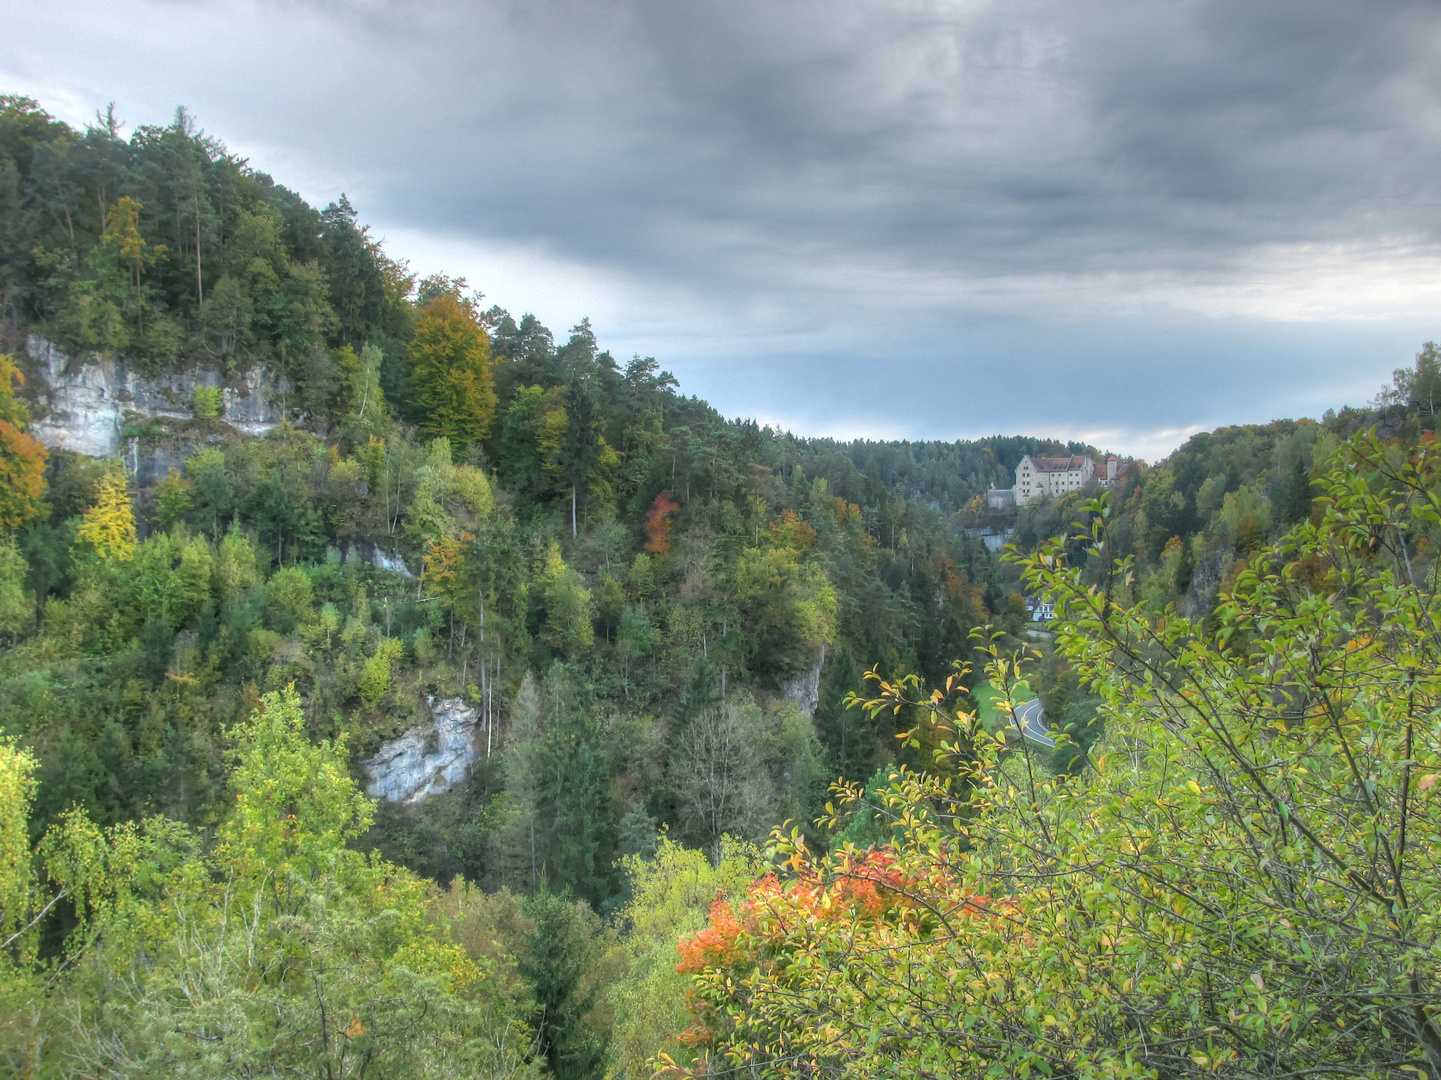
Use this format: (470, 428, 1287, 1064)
(669, 849, 994, 1055)
(643, 491, 679, 554)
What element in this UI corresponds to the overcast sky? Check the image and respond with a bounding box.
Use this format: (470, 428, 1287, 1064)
(5, 0, 1441, 458)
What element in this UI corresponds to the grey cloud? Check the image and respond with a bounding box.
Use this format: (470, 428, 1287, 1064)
(4, 0, 1440, 453)
(137, 0, 1436, 280)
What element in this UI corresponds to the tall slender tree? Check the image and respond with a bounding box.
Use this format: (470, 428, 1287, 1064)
(559, 385, 599, 537)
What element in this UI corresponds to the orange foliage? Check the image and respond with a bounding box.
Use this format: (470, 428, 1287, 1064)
(0, 357, 46, 529)
(932, 549, 989, 625)
(408, 294, 497, 442)
(643, 491, 679, 554)
(672, 848, 992, 1053)
(422, 531, 475, 603)
(676, 850, 923, 978)
(767, 508, 817, 552)
(813, 492, 865, 532)
(0, 419, 46, 529)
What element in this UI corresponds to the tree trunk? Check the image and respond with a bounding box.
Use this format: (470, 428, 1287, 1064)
(195, 193, 204, 306)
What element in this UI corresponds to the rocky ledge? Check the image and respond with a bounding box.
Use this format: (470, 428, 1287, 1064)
(24, 334, 291, 460)
(362, 697, 479, 804)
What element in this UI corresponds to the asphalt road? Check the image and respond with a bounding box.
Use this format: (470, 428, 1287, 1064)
(1013, 698, 1055, 747)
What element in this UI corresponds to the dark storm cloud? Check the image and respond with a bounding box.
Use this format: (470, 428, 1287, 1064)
(325, 0, 1441, 276)
(4, 0, 1441, 453)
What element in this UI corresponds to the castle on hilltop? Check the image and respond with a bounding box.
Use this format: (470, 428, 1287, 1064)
(987, 454, 1119, 508)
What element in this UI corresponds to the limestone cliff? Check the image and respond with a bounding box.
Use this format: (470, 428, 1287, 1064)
(362, 697, 482, 804)
(24, 335, 291, 471)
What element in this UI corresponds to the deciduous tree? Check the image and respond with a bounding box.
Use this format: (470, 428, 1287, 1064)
(643, 491, 679, 554)
(0, 354, 46, 530)
(74, 462, 135, 560)
(667, 431, 1441, 1080)
(408, 293, 498, 444)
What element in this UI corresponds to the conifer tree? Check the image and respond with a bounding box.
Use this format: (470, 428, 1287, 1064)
(559, 385, 599, 537)
(501, 673, 545, 892)
(540, 665, 611, 902)
(520, 888, 605, 1080)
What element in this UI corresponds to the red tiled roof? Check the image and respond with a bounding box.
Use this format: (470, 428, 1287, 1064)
(1029, 455, 1090, 473)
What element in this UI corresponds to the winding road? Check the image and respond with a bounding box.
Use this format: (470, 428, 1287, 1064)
(1012, 698, 1055, 747)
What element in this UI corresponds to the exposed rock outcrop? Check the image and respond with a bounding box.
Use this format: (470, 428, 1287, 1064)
(780, 643, 827, 717)
(345, 541, 417, 579)
(1181, 549, 1234, 621)
(24, 335, 291, 459)
(362, 697, 479, 804)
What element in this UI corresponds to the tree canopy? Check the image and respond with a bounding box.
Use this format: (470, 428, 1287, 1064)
(1, 91, 1438, 1080)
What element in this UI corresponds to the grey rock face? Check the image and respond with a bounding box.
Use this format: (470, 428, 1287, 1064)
(1181, 549, 1234, 621)
(24, 335, 290, 457)
(345, 542, 416, 579)
(223, 365, 290, 434)
(27, 336, 134, 457)
(780, 643, 828, 717)
(362, 697, 479, 804)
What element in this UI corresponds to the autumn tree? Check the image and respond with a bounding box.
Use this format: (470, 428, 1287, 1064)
(408, 293, 498, 444)
(643, 491, 679, 554)
(423, 530, 475, 656)
(602, 836, 764, 1079)
(668, 432, 1441, 1080)
(107, 197, 166, 328)
(0, 355, 46, 530)
(73, 462, 136, 559)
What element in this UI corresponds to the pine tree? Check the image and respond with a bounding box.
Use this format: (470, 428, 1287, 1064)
(501, 673, 545, 892)
(520, 888, 605, 1080)
(559, 386, 598, 538)
(540, 665, 611, 902)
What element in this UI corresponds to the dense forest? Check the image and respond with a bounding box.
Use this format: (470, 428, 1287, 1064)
(1, 94, 1438, 1079)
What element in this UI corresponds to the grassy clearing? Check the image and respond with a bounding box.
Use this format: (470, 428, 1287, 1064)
(973, 680, 1033, 733)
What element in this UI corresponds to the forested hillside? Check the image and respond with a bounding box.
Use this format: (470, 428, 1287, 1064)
(2, 94, 1437, 1079)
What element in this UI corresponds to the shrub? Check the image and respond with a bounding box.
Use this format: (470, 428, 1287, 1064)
(192, 383, 222, 420)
